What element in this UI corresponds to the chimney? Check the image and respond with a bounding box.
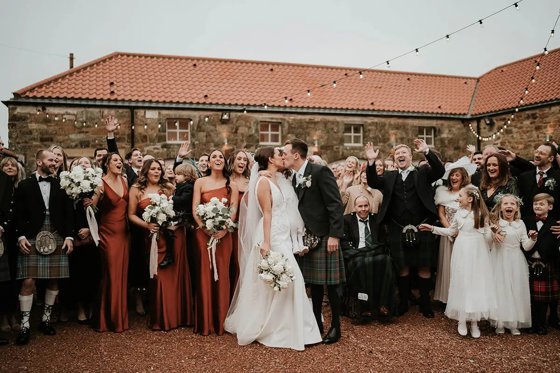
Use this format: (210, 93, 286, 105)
(69, 53, 74, 69)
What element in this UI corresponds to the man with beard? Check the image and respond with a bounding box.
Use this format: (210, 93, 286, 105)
(365, 139, 444, 318)
(518, 142, 560, 218)
(13, 150, 74, 345)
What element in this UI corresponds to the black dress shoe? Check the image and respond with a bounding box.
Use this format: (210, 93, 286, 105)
(322, 326, 341, 344)
(420, 306, 435, 318)
(38, 321, 56, 336)
(16, 328, 30, 345)
(396, 304, 408, 317)
(159, 255, 174, 268)
(548, 320, 560, 330)
(536, 326, 548, 335)
(0, 337, 8, 346)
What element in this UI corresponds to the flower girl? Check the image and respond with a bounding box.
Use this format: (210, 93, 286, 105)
(489, 194, 536, 335)
(419, 185, 496, 338)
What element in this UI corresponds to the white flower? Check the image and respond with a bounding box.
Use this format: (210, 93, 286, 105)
(545, 178, 556, 190)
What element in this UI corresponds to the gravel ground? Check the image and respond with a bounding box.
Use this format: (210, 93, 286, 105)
(1, 306, 559, 373)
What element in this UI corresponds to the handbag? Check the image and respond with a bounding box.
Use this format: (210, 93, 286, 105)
(302, 227, 320, 251)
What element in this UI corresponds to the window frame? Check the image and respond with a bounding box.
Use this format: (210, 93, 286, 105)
(343, 123, 363, 147)
(165, 118, 191, 144)
(417, 126, 436, 147)
(258, 121, 282, 146)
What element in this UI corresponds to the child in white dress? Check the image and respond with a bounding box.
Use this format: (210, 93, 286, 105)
(489, 194, 536, 335)
(420, 185, 496, 338)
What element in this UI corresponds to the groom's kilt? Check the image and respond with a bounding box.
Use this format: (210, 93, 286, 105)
(387, 222, 436, 271)
(17, 215, 68, 280)
(298, 236, 346, 285)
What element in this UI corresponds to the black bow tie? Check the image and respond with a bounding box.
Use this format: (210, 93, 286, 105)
(359, 219, 369, 224)
(38, 176, 53, 183)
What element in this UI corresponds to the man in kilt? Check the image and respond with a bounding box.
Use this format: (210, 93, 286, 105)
(525, 193, 560, 335)
(14, 149, 74, 345)
(365, 139, 444, 318)
(283, 138, 345, 344)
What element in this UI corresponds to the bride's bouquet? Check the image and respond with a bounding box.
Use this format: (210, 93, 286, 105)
(59, 166, 103, 246)
(59, 166, 102, 200)
(142, 193, 176, 278)
(257, 250, 295, 292)
(195, 197, 237, 281)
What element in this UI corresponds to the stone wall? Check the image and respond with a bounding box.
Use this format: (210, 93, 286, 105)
(7, 102, 560, 171)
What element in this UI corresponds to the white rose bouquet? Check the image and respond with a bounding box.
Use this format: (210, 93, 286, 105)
(59, 166, 103, 246)
(142, 193, 176, 278)
(59, 166, 103, 200)
(257, 250, 295, 292)
(195, 197, 237, 281)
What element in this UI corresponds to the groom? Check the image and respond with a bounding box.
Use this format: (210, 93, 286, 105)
(283, 138, 345, 344)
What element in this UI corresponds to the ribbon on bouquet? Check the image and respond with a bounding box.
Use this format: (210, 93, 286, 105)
(207, 237, 219, 281)
(85, 206, 100, 246)
(149, 233, 158, 279)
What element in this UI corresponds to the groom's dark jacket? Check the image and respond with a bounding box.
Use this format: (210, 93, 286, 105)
(294, 162, 344, 238)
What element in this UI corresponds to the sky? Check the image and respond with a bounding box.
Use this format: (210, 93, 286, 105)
(1, 0, 559, 146)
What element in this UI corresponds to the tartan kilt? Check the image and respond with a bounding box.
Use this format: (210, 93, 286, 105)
(387, 222, 436, 271)
(17, 214, 68, 280)
(297, 236, 346, 285)
(529, 262, 560, 302)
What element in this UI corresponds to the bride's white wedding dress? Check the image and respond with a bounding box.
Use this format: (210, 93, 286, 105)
(224, 177, 321, 350)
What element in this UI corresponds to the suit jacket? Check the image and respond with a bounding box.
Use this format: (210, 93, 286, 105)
(523, 215, 559, 264)
(14, 174, 74, 240)
(517, 168, 560, 218)
(366, 150, 445, 224)
(294, 162, 344, 238)
(0, 170, 14, 231)
(107, 137, 138, 187)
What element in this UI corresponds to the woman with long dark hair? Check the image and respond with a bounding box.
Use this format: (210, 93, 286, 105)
(192, 149, 238, 335)
(128, 159, 193, 330)
(480, 153, 518, 210)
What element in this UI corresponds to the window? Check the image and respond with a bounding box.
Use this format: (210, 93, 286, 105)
(166, 118, 191, 143)
(417, 127, 435, 147)
(259, 121, 282, 145)
(344, 124, 363, 146)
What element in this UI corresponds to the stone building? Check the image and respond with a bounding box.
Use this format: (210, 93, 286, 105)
(3, 49, 560, 169)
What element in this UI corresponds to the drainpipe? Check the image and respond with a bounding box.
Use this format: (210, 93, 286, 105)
(476, 118, 481, 150)
(130, 108, 135, 149)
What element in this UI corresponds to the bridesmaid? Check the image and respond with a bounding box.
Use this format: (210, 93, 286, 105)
(90, 153, 130, 332)
(192, 149, 238, 335)
(128, 159, 193, 331)
(228, 150, 250, 298)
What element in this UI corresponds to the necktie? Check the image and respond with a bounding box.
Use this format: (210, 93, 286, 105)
(38, 176, 52, 183)
(360, 219, 374, 247)
(537, 171, 545, 188)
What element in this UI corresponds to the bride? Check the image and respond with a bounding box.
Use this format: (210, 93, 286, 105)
(224, 146, 321, 350)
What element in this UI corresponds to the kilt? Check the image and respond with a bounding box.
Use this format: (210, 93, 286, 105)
(387, 222, 436, 271)
(17, 214, 68, 280)
(529, 262, 560, 302)
(298, 236, 346, 285)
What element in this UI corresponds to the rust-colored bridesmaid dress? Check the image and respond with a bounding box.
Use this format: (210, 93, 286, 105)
(95, 178, 129, 332)
(193, 186, 233, 335)
(138, 198, 193, 331)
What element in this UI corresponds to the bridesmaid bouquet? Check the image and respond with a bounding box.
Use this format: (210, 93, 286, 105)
(257, 250, 295, 292)
(195, 197, 237, 281)
(59, 166, 103, 246)
(59, 166, 103, 200)
(142, 193, 176, 278)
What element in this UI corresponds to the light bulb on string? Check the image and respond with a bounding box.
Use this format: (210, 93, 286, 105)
(515, 107, 519, 112)
(131, 125, 134, 130)
(519, 98, 524, 105)
(544, 48, 548, 55)
(531, 76, 536, 83)
(95, 123, 98, 128)
(536, 62, 540, 70)
(514, 2, 519, 9)
(144, 124, 147, 130)
(158, 123, 161, 129)
(332, 81, 337, 88)
(551, 29, 555, 37)
(386, 60, 390, 68)
(284, 97, 289, 104)
(205, 116, 209, 122)
(524, 88, 529, 95)
(307, 90, 311, 96)
(175, 121, 179, 127)
(478, 19, 483, 27)
(445, 35, 450, 41)
(263, 104, 268, 109)
(189, 120, 193, 125)
(54, 115, 59, 121)
(359, 71, 364, 78)
(83, 122, 86, 127)
(46, 113, 49, 119)
(243, 108, 247, 114)
(511, 114, 515, 119)
(62, 117, 66, 123)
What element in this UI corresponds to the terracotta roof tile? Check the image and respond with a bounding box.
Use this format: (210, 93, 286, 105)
(13, 49, 560, 116)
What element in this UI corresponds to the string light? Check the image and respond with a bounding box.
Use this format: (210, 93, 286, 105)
(54, 115, 59, 121)
(552, 29, 555, 37)
(284, 97, 289, 103)
(386, 60, 390, 68)
(204, 116, 209, 122)
(158, 123, 161, 129)
(514, 2, 519, 9)
(359, 71, 364, 78)
(144, 124, 147, 129)
(445, 35, 450, 41)
(544, 47, 548, 55)
(415, 48, 419, 55)
(535, 62, 540, 70)
(524, 87, 529, 95)
(478, 19, 483, 26)
(531, 76, 536, 83)
(307, 90, 311, 96)
(332, 81, 337, 88)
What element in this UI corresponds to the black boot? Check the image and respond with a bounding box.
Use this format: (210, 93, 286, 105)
(419, 277, 434, 318)
(159, 231, 175, 268)
(323, 285, 341, 344)
(396, 276, 409, 316)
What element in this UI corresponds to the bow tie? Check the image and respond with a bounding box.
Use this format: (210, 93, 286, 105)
(359, 219, 369, 224)
(38, 176, 53, 183)
(535, 215, 547, 222)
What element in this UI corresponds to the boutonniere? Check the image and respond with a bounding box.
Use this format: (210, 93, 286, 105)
(544, 178, 556, 190)
(300, 175, 312, 189)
